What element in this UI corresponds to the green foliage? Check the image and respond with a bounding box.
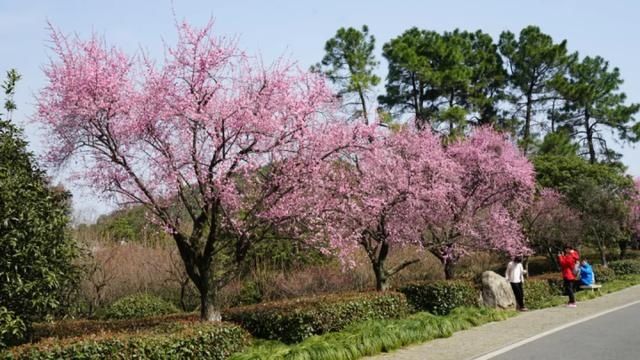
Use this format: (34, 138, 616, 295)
(0, 70, 78, 346)
(98, 294, 180, 320)
(230, 307, 515, 360)
(593, 264, 616, 283)
(608, 260, 640, 275)
(523, 280, 559, 309)
(0, 309, 25, 349)
(537, 129, 580, 157)
(399, 280, 477, 315)
(223, 292, 409, 343)
(498, 25, 574, 154)
(30, 314, 197, 342)
(379, 28, 506, 131)
(315, 25, 379, 123)
(552, 55, 640, 163)
(2, 322, 248, 360)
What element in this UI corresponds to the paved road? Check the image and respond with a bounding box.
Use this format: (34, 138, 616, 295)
(366, 285, 640, 360)
(490, 302, 640, 360)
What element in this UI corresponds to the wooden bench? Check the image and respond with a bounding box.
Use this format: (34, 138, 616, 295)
(580, 284, 602, 292)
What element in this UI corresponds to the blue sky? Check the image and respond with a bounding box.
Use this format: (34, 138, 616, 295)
(2, 0, 640, 221)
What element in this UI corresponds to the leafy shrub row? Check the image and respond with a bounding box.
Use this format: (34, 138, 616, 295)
(593, 264, 616, 283)
(399, 280, 477, 315)
(2, 322, 248, 360)
(608, 260, 640, 276)
(223, 291, 409, 343)
(97, 293, 180, 320)
(30, 313, 197, 342)
(523, 280, 557, 309)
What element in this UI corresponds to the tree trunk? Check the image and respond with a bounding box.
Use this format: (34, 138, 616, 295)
(584, 113, 596, 164)
(197, 278, 221, 321)
(522, 92, 533, 155)
(619, 239, 629, 260)
(598, 244, 608, 267)
(444, 261, 455, 280)
(373, 260, 389, 291)
(358, 88, 369, 125)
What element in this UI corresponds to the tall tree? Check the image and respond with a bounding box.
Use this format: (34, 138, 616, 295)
(37, 22, 353, 321)
(379, 28, 505, 133)
(1, 70, 78, 347)
(315, 25, 380, 124)
(499, 26, 574, 155)
(552, 55, 640, 163)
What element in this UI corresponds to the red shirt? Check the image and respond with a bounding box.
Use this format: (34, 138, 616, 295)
(558, 250, 580, 280)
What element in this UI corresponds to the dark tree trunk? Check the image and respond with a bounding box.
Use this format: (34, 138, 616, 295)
(358, 88, 369, 125)
(522, 92, 533, 155)
(584, 113, 596, 164)
(444, 261, 455, 280)
(619, 240, 629, 260)
(598, 245, 608, 267)
(372, 240, 390, 291)
(373, 260, 389, 291)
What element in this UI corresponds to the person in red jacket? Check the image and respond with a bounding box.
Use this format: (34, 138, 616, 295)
(558, 245, 580, 307)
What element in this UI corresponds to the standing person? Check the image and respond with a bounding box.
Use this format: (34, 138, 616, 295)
(506, 256, 528, 311)
(558, 245, 580, 307)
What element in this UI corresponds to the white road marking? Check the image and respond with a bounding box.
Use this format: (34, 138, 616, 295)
(473, 299, 640, 360)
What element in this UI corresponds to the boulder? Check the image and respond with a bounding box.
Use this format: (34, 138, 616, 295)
(480, 271, 516, 310)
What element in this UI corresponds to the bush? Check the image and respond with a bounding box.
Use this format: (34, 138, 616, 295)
(0, 308, 25, 349)
(608, 260, 640, 276)
(98, 294, 180, 320)
(2, 322, 248, 360)
(399, 280, 477, 315)
(523, 280, 557, 309)
(223, 291, 409, 343)
(593, 264, 616, 283)
(30, 314, 198, 342)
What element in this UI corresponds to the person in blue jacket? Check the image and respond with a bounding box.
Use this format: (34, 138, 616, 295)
(579, 260, 594, 286)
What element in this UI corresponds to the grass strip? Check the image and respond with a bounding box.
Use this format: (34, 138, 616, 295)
(230, 307, 516, 360)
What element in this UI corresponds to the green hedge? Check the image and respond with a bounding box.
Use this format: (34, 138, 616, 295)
(2, 322, 248, 360)
(608, 260, 640, 276)
(98, 293, 180, 320)
(523, 280, 558, 309)
(593, 264, 616, 283)
(223, 292, 409, 343)
(30, 313, 197, 342)
(399, 280, 477, 315)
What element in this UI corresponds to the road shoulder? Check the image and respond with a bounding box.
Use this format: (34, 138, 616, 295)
(365, 284, 640, 360)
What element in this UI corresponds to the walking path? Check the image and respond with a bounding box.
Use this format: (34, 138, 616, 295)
(366, 284, 640, 360)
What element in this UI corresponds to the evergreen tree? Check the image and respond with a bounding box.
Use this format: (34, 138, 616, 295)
(552, 55, 640, 163)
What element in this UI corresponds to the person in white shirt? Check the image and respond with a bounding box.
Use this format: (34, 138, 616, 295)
(505, 256, 528, 311)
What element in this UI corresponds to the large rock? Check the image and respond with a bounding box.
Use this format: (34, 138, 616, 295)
(480, 271, 516, 310)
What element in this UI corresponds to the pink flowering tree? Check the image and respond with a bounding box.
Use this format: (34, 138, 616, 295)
(421, 127, 535, 279)
(36, 22, 353, 321)
(270, 125, 460, 290)
(522, 188, 583, 268)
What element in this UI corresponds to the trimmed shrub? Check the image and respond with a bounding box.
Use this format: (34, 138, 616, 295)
(523, 280, 557, 309)
(399, 280, 477, 315)
(223, 291, 409, 343)
(608, 260, 640, 276)
(529, 273, 563, 295)
(2, 322, 248, 360)
(593, 264, 616, 283)
(98, 293, 180, 320)
(30, 313, 197, 342)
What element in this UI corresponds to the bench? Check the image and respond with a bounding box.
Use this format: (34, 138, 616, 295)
(580, 284, 602, 292)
